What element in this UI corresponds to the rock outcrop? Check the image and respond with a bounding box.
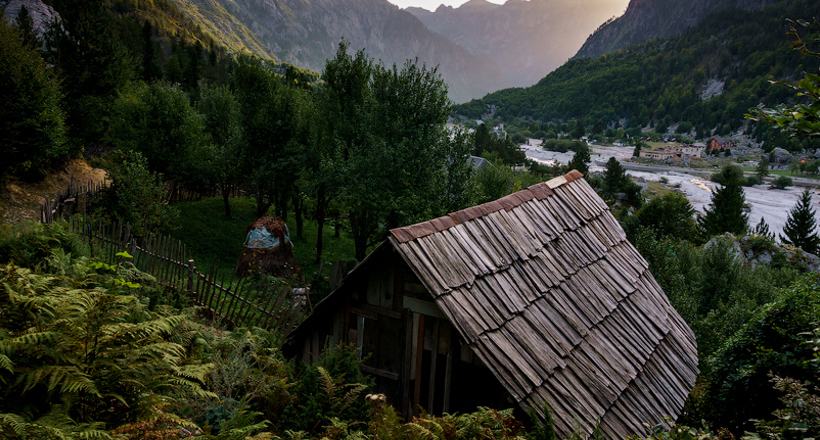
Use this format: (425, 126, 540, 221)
(1, 0, 59, 39)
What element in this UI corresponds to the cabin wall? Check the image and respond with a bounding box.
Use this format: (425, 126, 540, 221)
(299, 249, 509, 419)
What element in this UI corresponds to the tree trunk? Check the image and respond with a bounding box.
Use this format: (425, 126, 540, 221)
(334, 211, 341, 238)
(255, 186, 272, 218)
(293, 193, 303, 239)
(221, 184, 232, 219)
(315, 188, 326, 264)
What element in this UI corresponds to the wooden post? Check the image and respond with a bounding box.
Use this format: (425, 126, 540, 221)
(427, 319, 440, 414)
(443, 331, 454, 413)
(402, 310, 414, 419)
(187, 259, 195, 297)
(413, 314, 426, 417)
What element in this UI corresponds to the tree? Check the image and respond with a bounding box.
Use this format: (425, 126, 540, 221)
(632, 140, 643, 158)
(141, 20, 162, 82)
(199, 85, 244, 218)
(233, 56, 306, 218)
(14, 5, 40, 50)
(46, 0, 135, 145)
(567, 143, 590, 178)
(780, 189, 819, 254)
(0, 16, 69, 183)
(753, 217, 773, 240)
(625, 193, 700, 243)
(320, 42, 463, 260)
(700, 165, 749, 236)
(770, 175, 793, 189)
(756, 156, 770, 179)
(107, 82, 210, 196)
(603, 157, 629, 194)
(747, 19, 820, 138)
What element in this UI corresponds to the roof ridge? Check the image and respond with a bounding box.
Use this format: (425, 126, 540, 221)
(390, 169, 584, 244)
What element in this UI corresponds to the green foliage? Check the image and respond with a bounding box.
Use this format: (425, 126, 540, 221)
(94, 150, 179, 235)
(455, 0, 820, 153)
(0, 261, 214, 435)
(756, 157, 770, 179)
(770, 175, 793, 189)
(199, 85, 244, 218)
(566, 144, 590, 178)
(748, 19, 820, 138)
(0, 16, 70, 183)
(0, 221, 85, 269)
(280, 344, 373, 434)
(624, 194, 701, 243)
(46, 0, 136, 144)
(780, 188, 819, 254)
(704, 273, 820, 433)
(107, 82, 210, 187)
(14, 5, 40, 51)
(700, 165, 749, 237)
(319, 42, 467, 260)
(745, 375, 820, 440)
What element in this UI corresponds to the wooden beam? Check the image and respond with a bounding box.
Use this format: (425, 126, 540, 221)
(403, 296, 447, 320)
(413, 314, 426, 416)
(360, 364, 400, 381)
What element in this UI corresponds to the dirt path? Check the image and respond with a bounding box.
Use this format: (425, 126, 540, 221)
(1, 159, 107, 224)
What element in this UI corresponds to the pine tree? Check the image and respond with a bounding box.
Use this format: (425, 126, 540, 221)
(603, 157, 628, 194)
(780, 189, 819, 254)
(753, 217, 773, 240)
(756, 156, 770, 179)
(14, 5, 40, 50)
(699, 176, 749, 237)
(568, 144, 590, 178)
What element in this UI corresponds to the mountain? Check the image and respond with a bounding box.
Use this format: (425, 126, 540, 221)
(574, 0, 784, 59)
(168, 0, 510, 103)
(406, 0, 627, 88)
(454, 0, 820, 151)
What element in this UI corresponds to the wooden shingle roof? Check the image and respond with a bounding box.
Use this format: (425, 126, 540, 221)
(389, 170, 698, 438)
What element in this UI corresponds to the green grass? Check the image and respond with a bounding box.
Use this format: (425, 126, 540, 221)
(168, 197, 357, 285)
(644, 181, 677, 200)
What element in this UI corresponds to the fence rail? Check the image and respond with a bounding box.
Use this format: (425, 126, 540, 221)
(50, 212, 306, 337)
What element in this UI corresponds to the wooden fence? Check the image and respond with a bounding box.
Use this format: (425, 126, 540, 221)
(58, 215, 307, 337)
(41, 178, 106, 224)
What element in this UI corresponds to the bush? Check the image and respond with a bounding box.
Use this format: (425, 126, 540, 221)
(770, 175, 793, 189)
(704, 274, 820, 433)
(94, 150, 179, 235)
(0, 221, 85, 268)
(279, 344, 374, 434)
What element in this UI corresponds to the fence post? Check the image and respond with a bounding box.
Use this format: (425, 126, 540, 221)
(187, 259, 195, 297)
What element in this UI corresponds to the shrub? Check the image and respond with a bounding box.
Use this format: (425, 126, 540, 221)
(279, 344, 374, 434)
(0, 221, 85, 268)
(770, 175, 793, 189)
(704, 274, 820, 433)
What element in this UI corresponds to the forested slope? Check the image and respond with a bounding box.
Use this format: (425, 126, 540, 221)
(455, 0, 820, 151)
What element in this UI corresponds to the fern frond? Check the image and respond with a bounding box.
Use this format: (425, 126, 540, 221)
(0, 353, 13, 374)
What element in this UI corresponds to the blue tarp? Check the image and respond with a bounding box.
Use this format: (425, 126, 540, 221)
(244, 225, 292, 249)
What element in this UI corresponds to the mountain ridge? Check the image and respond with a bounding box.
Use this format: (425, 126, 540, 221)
(168, 0, 510, 103)
(406, 0, 627, 88)
(573, 0, 784, 59)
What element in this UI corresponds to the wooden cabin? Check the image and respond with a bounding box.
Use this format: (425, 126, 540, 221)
(285, 170, 698, 439)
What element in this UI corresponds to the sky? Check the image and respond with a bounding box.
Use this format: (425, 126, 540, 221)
(386, 0, 506, 11)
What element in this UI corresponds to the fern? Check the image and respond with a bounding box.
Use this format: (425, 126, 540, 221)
(0, 262, 211, 435)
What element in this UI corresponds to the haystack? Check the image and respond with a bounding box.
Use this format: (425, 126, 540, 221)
(235, 216, 302, 279)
